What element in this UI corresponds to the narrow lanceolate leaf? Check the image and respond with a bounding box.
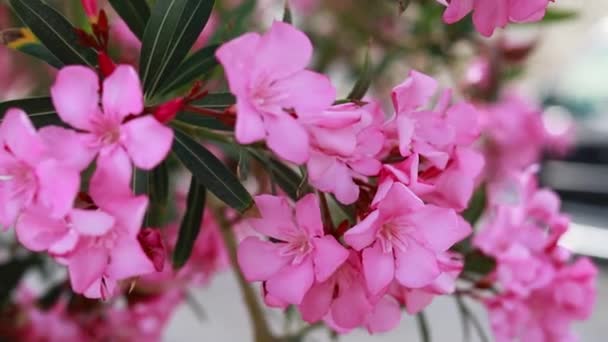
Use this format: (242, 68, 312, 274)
(132, 164, 170, 227)
(347, 47, 372, 101)
(0, 28, 62, 68)
(172, 127, 253, 212)
(249, 150, 308, 201)
(282, 2, 293, 24)
(0, 97, 62, 127)
(173, 178, 206, 269)
(9, 0, 96, 66)
(174, 113, 231, 131)
(190, 92, 236, 110)
(108, 0, 151, 40)
(158, 45, 219, 96)
(462, 185, 486, 226)
(139, 0, 215, 97)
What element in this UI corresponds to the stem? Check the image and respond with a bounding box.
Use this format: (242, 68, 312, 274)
(318, 192, 335, 234)
(214, 208, 276, 342)
(416, 311, 431, 342)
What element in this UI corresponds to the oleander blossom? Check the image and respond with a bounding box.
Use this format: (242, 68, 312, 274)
(48, 64, 174, 186)
(437, 0, 554, 36)
(304, 102, 385, 204)
(216, 21, 336, 164)
(344, 181, 471, 295)
(476, 169, 598, 341)
(0, 109, 80, 228)
(237, 194, 349, 304)
(382, 70, 484, 211)
(16, 171, 156, 299)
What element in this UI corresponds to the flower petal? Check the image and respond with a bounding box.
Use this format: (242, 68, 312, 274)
(121, 116, 173, 170)
(266, 258, 315, 305)
(299, 280, 334, 323)
(366, 296, 402, 333)
(0, 109, 46, 166)
(266, 116, 310, 164)
(255, 21, 313, 80)
(296, 194, 324, 237)
(312, 235, 349, 282)
(410, 206, 471, 252)
(70, 209, 115, 236)
(274, 70, 336, 114)
(102, 65, 144, 122)
(106, 237, 155, 280)
(90, 147, 133, 202)
(362, 242, 395, 295)
(216, 32, 260, 95)
(395, 240, 440, 288)
(235, 99, 266, 144)
(36, 159, 79, 219)
(38, 126, 97, 171)
(16, 208, 68, 252)
(344, 210, 380, 250)
(68, 247, 108, 294)
(331, 280, 372, 329)
(51, 66, 100, 131)
(237, 237, 288, 281)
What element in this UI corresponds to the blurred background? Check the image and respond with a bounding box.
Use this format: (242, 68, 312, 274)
(0, 0, 607, 341)
(162, 0, 608, 340)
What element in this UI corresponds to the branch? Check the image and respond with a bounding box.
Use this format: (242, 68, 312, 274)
(214, 208, 276, 342)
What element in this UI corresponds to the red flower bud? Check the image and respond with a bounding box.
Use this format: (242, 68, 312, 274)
(138, 228, 166, 273)
(98, 52, 116, 78)
(154, 98, 185, 124)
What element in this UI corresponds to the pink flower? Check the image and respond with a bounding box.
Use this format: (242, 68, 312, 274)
(216, 21, 336, 164)
(16, 174, 156, 299)
(382, 146, 485, 212)
(344, 181, 471, 295)
(81, 0, 97, 19)
(389, 71, 480, 169)
(299, 250, 402, 334)
(305, 102, 385, 204)
(50, 65, 174, 182)
(438, 0, 553, 37)
(237, 194, 349, 304)
(486, 258, 597, 342)
(0, 109, 79, 228)
(389, 252, 463, 314)
(104, 289, 184, 342)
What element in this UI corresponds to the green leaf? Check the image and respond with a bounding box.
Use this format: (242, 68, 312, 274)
(173, 178, 206, 269)
(139, 0, 215, 97)
(0, 255, 40, 306)
(172, 127, 253, 212)
(282, 2, 293, 24)
(464, 250, 496, 276)
(209, 0, 255, 43)
(462, 185, 486, 226)
(249, 150, 309, 201)
(132, 163, 170, 227)
(0, 97, 62, 127)
(9, 0, 97, 66)
(158, 44, 219, 95)
(347, 47, 372, 101)
(237, 148, 250, 181)
(540, 9, 578, 23)
(0, 28, 63, 68)
(175, 113, 231, 131)
(190, 92, 236, 110)
(108, 0, 151, 40)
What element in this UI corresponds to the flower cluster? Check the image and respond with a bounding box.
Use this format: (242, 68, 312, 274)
(437, 0, 555, 36)
(1, 65, 174, 299)
(220, 22, 485, 333)
(475, 169, 597, 341)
